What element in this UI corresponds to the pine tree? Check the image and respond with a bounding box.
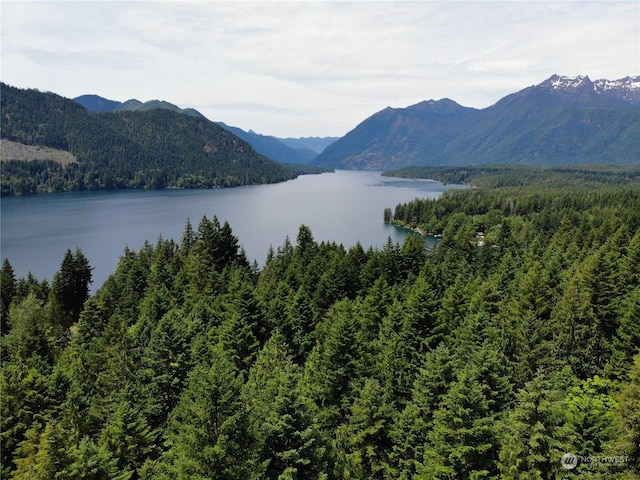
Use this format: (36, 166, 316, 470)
(404, 269, 442, 351)
(218, 270, 265, 370)
(390, 344, 456, 478)
(137, 308, 196, 431)
(302, 299, 360, 430)
(0, 363, 53, 477)
(374, 300, 419, 407)
(610, 353, 640, 475)
(50, 248, 93, 328)
(159, 344, 249, 479)
(1, 258, 17, 335)
(498, 374, 565, 480)
(418, 366, 499, 479)
(608, 287, 640, 380)
(284, 285, 318, 362)
(334, 378, 396, 479)
(98, 392, 158, 476)
(562, 375, 617, 459)
(243, 332, 327, 479)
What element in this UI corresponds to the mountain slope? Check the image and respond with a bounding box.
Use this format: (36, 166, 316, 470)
(313, 75, 640, 169)
(75, 95, 316, 164)
(1, 84, 310, 195)
(216, 123, 317, 164)
(277, 136, 339, 154)
(316, 99, 478, 169)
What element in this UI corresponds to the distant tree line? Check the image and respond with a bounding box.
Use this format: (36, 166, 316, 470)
(2, 166, 639, 478)
(383, 164, 640, 188)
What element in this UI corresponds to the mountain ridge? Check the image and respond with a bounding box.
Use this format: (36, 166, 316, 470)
(312, 74, 640, 169)
(74, 94, 333, 164)
(74, 94, 205, 118)
(215, 122, 318, 165)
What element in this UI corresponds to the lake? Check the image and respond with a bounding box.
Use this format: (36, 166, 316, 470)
(1, 170, 461, 292)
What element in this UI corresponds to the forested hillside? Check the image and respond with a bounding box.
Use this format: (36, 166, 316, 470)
(1, 167, 639, 478)
(1, 84, 319, 196)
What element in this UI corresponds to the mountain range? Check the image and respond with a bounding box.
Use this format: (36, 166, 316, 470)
(312, 74, 640, 169)
(3, 73, 637, 195)
(74, 95, 338, 165)
(214, 123, 322, 165)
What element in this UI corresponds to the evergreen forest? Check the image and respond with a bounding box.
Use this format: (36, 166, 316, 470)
(0, 83, 324, 196)
(1, 166, 639, 479)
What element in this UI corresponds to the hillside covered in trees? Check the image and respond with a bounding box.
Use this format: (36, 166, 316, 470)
(1, 166, 639, 478)
(0, 83, 324, 196)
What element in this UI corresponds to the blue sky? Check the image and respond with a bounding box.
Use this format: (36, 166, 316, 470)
(2, 1, 638, 137)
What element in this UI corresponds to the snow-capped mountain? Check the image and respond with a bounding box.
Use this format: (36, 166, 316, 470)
(537, 74, 640, 108)
(544, 74, 640, 92)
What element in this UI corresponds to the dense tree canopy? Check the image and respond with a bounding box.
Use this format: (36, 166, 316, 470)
(0, 83, 325, 196)
(1, 166, 639, 478)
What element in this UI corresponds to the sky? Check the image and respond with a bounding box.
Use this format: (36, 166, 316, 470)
(2, 1, 639, 138)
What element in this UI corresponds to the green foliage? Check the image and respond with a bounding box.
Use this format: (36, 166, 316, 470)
(334, 378, 395, 479)
(242, 333, 327, 479)
(50, 248, 93, 328)
(158, 344, 248, 479)
(0, 83, 316, 196)
(498, 374, 565, 479)
(2, 166, 639, 478)
(384, 164, 640, 189)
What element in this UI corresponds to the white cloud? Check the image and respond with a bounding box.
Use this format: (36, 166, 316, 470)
(2, 1, 638, 137)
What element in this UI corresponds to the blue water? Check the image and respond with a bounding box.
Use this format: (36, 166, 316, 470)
(1, 170, 462, 291)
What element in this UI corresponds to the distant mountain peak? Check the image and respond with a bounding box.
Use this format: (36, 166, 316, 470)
(540, 73, 640, 93)
(408, 98, 471, 113)
(543, 74, 593, 90)
(593, 76, 640, 92)
(536, 74, 640, 107)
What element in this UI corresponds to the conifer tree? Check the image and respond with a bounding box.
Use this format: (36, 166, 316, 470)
(50, 248, 93, 328)
(608, 287, 640, 380)
(390, 344, 456, 478)
(559, 375, 617, 477)
(302, 299, 360, 430)
(1, 258, 16, 334)
(374, 300, 419, 406)
(159, 344, 249, 479)
(243, 332, 327, 479)
(611, 353, 640, 474)
(334, 378, 395, 479)
(418, 366, 499, 479)
(98, 392, 158, 477)
(218, 270, 265, 370)
(0, 363, 53, 477)
(137, 309, 195, 431)
(498, 374, 565, 480)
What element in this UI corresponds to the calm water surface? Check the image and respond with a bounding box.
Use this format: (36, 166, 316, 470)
(1, 170, 462, 291)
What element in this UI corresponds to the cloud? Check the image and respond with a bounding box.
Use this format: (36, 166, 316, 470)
(201, 101, 316, 116)
(2, 1, 638, 137)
